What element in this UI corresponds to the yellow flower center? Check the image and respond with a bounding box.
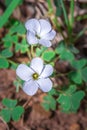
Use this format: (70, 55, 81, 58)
(32, 73, 39, 80)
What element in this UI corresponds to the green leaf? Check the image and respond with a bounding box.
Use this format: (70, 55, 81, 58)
(12, 106, 24, 121)
(42, 95, 56, 111)
(3, 34, 18, 44)
(81, 67, 87, 82)
(20, 39, 29, 53)
(0, 0, 21, 28)
(1, 98, 24, 122)
(54, 0, 62, 16)
(55, 41, 74, 62)
(36, 47, 47, 57)
(69, 71, 82, 84)
(41, 102, 50, 111)
(42, 50, 55, 62)
(68, 45, 79, 54)
(57, 85, 85, 112)
(1, 48, 13, 58)
(0, 58, 9, 68)
(48, 88, 58, 96)
(60, 49, 74, 62)
(15, 39, 29, 53)
(0, 109, 11, 122)
(4, 41, 12, 48)
(10, 22, 26, 34)
(71, 59, 87, 69)
(55, 41, 65, 54)
(2, 98, 17, 108)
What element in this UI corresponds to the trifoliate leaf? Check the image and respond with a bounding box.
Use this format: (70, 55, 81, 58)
(55, 41, 74, 62)
(36, 47, 47, 57)
(71, 59, 87, 69)
(3, 34, 18, 44)
(10, 22, 26, 34)
(1, 48, 13, 58)
(15, 39, 29, 54)
(1, 98, 24, 122)
(42, 50, 55, 62)
(42, 95, 56, 111)
(60, 49, 74, 62)
(57, 85, 85, 112)
(69, 71, 82, 84)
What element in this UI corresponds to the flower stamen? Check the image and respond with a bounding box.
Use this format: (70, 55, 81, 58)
(32, 73, 39, 80)
(35, 34, 40, 39)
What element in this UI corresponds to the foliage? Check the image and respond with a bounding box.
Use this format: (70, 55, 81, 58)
(42, 89, 58, 111)
(0, 98, 24, 122)
(0, 0, 87, 124)
(57, 85, 85, 112)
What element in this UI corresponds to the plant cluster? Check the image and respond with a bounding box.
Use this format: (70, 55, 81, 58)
(0, 0, 87, 123)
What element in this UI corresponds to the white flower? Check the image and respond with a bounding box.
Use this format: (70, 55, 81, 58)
(25, 18, 56, 47)
(16, 57, 53, 96)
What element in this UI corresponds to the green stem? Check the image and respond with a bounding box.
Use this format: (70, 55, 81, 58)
(47, 0, 53, 13)
(31, 45, 35, 58)
(60, 0, 69, 27)
(74, 27, 87, 42)
(69, 0, 74, 28)
(27, 49, 32, 60)
(8, 59, 17, 65)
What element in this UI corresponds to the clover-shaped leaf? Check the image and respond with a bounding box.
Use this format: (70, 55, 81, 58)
(36, 46, 47, 57)
(69, 71, 82, 84)
(42, 95, 56, 111)
(71, 59, 87, 69)
(1, 48, 13, 58)
(2, 98, 17, 108)
(69, 59, 87, 84)
(12, 106, 24, 121)
(0, 58, 9, 68)
(0, 98, 24, 122)
(0, 109, 11, 122)
(57, 85, 85, 112)
(10, 22, 26, 34)
(55, 41, 74, 62)
(0, 48, 13, 69)
(15, 39, 29, 53)
(42, 50, 55, 62)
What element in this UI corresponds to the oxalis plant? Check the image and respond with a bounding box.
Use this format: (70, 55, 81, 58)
(0, 0, 87, 123)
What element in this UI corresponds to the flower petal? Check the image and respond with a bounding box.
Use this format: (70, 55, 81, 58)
(27, 31, 38, 45)
(25, 18, 40, 34)
(40, 65, 53, 78)
(42, 30, 56, 40)
(16, 64, 34, 81)
(37, 78, 52, 92)
(23, 80, 39, 96)
(30, 57, 43, 74)
(39, 39, 52, 47)
(39, 19, 51, 37)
